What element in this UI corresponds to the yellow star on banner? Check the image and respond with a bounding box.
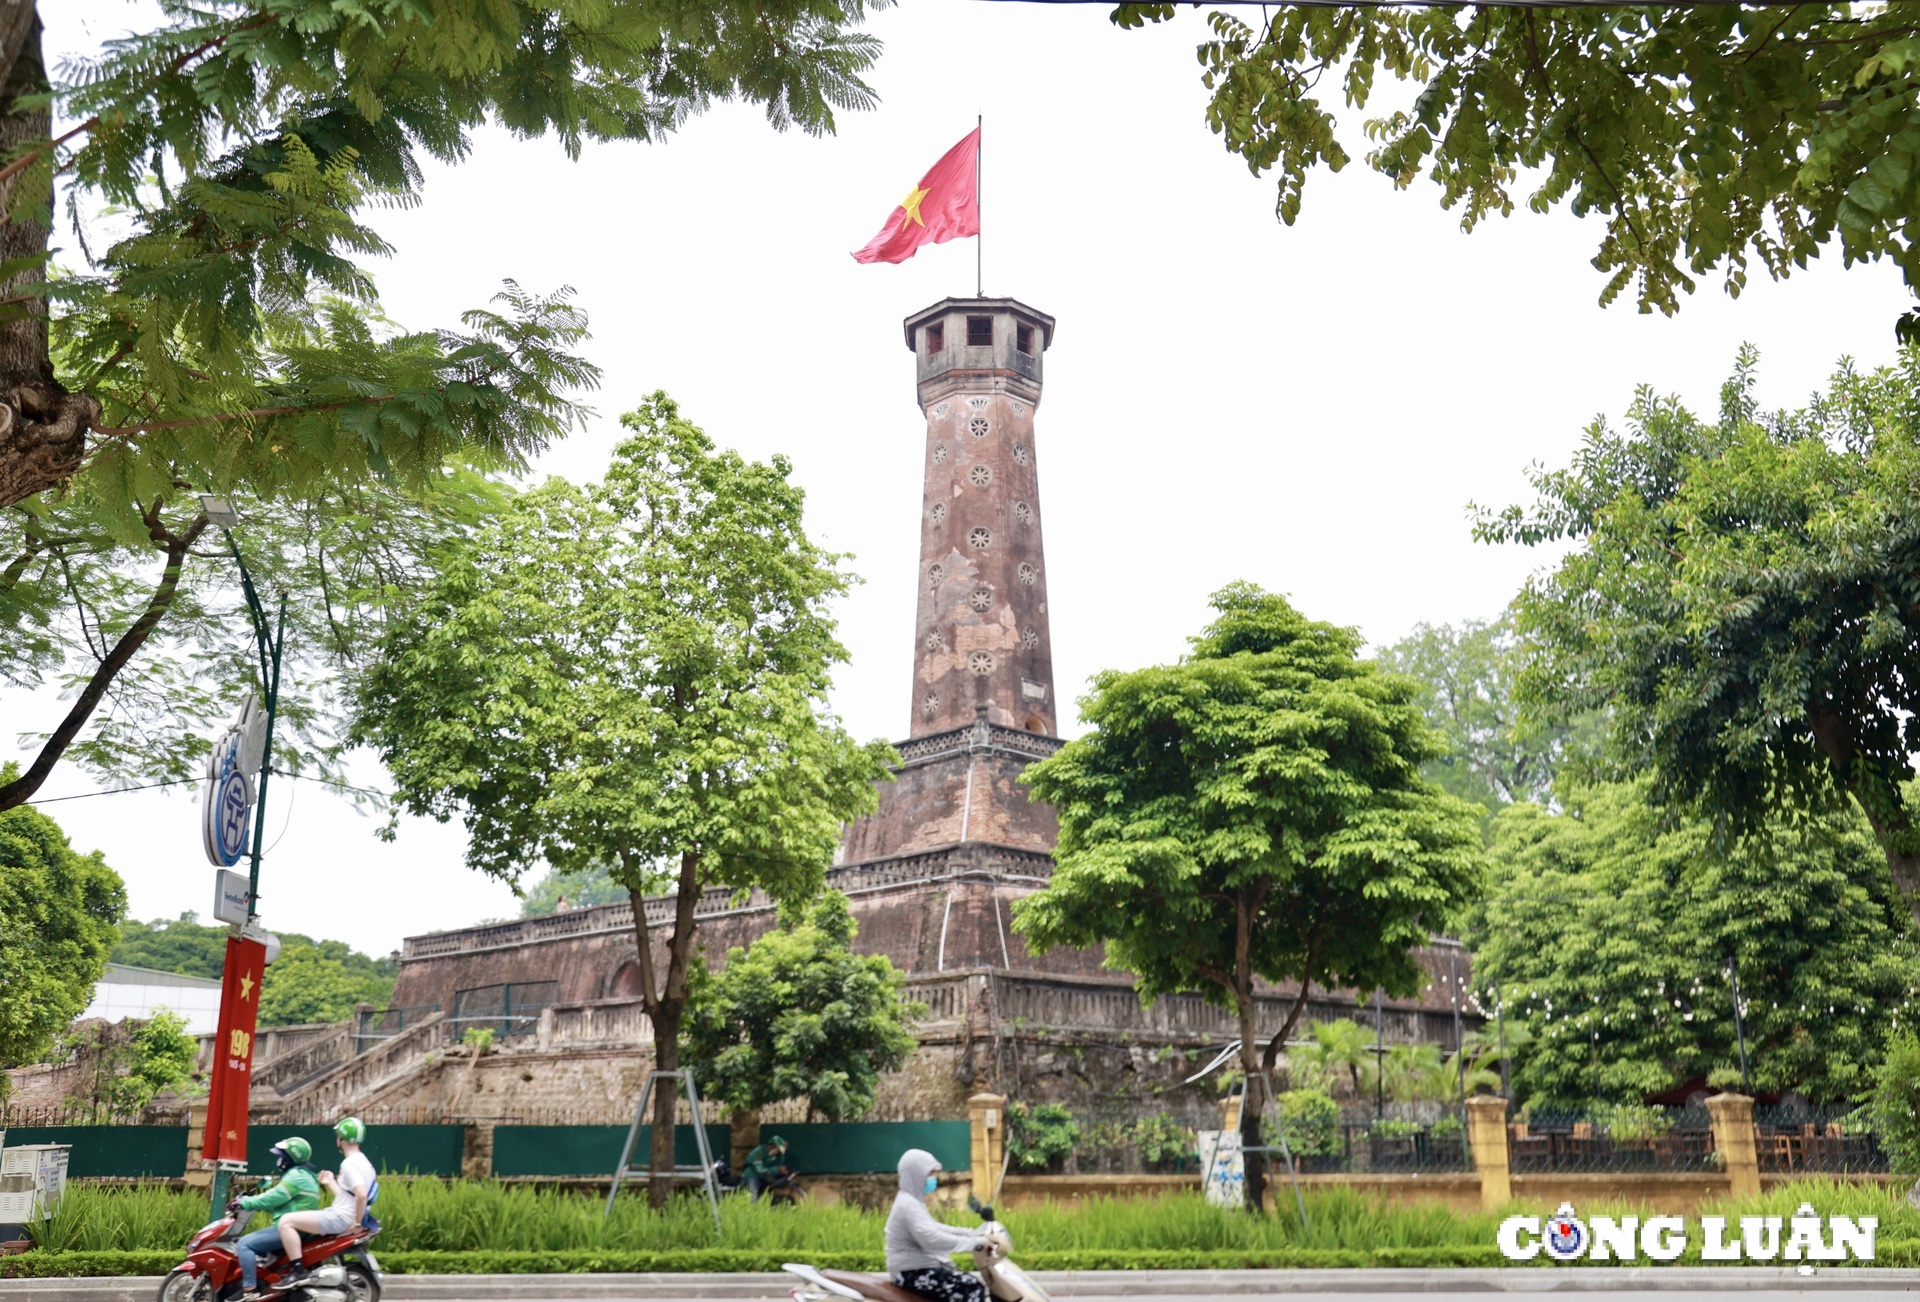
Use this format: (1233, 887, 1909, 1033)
(239, 972, 254, 1001)
(898, 184, 930, 231)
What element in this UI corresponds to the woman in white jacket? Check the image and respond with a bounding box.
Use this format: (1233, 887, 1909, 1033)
(885, 1149, 989, 1302)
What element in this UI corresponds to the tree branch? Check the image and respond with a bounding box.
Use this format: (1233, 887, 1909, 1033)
(0, 506, 207, 810)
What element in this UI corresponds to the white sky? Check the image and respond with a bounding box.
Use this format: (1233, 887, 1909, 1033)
(16, 0, 1913, 958)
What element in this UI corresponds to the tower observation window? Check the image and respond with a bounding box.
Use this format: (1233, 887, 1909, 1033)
(1016, 323, 1033, 355)
(926, 322, 944, 353)
(967, 316, 993, 347)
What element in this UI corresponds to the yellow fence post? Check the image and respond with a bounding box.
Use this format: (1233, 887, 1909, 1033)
(1464, 1095, 1511, 1211)
(969, 1092, 1006, 1202)
(1705, 1092, 1760, 1198)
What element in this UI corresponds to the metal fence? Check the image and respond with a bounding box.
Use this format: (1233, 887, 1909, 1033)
(1754, 1105, 1887, 1175)
(1510, 1106, 1718, 1173)
(353, 1003, 441, 1053)
(448, 981, 561, 1039)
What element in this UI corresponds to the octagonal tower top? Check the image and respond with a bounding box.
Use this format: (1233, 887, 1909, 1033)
(903, 297, 1056, 410)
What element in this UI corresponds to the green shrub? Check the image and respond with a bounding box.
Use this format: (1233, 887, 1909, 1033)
(1267, 1090, 1340, 1158)
(1871, 1031, 1920, 1175)
(1006, 1103, 1080, 1172)
(1366, 1119, 1420, 1140)
(1429, 1114, 1464, 1141)
(1130, 1116, 1195, 1168)
(1594, 1103, 1673, 1143)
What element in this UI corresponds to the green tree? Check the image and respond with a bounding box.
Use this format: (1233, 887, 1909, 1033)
(684, 891, 918, 1123)
(1124, 5, 1920, 332)
(1012, 583, 1484, 1210)
(1, 0, 884, 512)
(1375, 615, 1590, 818)
(258, 943, 397, 1026)
(0, 782, 125, 1074)
(1290, 1017, 1376, 1098)
(56, 1010, 199, 1123)
(354, 393, 893, 1203)
(1471, 782, 1918, 1105)
(518, 861, 629, 918)
(111, 914, 396, 987)
(1482, 347, 1920, 932)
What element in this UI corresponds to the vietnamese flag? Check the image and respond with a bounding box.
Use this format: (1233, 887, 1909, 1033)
(203, 935, 267, 1163)
(852, 128, 980, 265)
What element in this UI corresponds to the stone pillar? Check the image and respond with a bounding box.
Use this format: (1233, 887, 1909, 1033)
(461, 1122, 495, 1181)
(1705, 1092, 1760, 1198)
(183, 1100, 213, 1191)
(968, 1093, 1005, 1202)
(731, 1108, 761, 1172)
(1464, 1095, 1511, 1211)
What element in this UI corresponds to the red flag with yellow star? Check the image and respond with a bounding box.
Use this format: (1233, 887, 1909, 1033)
(852, 127, 980, 265)
(203, 935, 266, 1163)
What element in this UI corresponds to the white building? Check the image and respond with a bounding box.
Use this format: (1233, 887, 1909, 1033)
(82, 964, 222, 1036)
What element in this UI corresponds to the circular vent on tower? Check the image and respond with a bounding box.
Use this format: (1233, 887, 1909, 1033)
(968, 651, 996, 676)
(968, 527, 992, 550)
(1013, 444, 1030, 466)
(1014, 501, 1032, 525)
(927, 563, 944, 586)
(968, 416, 991, 439)
(926, 630, 945, 651)
(968, 586, 993, 612)
(933, 443, 948, 464)
(930, 502, 947, 524)
(922, 690, 939, 717)
(1018, 563, 1037, 587)
(1021, 626, 1039, 650)
(968, 465, 992, 488)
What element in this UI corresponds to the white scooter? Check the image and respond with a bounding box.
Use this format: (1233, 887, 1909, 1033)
(784, 1196, 1051, 1302)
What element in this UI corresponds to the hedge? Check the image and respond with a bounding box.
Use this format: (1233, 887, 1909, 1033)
(12, 1243, 1920, 1275)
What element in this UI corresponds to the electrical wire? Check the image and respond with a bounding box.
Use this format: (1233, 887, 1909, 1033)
(22, 776, 200, 804)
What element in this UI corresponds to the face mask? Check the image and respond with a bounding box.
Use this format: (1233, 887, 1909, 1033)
(924, 1175, 939, 1194)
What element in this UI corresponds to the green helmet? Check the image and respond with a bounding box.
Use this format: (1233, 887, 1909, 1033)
(334, 1117, 366, 1143)
(271, 1136, 312, 1167)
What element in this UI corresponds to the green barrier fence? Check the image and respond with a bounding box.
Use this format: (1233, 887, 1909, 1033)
(758, 1122, 971, 1175)
(244, 1125, 464, 1178)
(1, 1121, 971, 1180)
(0, 1126, 186, 1179)
(490, 1125, 731, 1178)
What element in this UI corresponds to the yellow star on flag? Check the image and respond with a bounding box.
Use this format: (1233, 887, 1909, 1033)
(239, 972, 254, 1001)
(898, 184, 930, 231)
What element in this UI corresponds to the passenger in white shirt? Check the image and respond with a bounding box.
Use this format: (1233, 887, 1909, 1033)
(271, 1117, 376, 1289)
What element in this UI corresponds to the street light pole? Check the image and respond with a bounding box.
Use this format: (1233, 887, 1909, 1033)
(198, 496, 288, 1218)
(1726, 954, 1753, 1095)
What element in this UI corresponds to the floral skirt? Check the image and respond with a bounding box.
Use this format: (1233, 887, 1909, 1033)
(896, 1266, 986, 1302)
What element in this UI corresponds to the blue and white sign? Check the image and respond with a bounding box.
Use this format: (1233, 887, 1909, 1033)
(202, 696, 266, 868)
(212, 869, 252, 927)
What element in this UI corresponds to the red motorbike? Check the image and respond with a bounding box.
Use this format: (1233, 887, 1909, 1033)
(157, 1208, 383, 1302)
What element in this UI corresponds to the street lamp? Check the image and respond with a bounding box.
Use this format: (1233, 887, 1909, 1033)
(198, 494, 289, 1218)
(1725, 954, 1753, 1095)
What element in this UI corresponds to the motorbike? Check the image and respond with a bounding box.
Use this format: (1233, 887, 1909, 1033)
(784, 1196, 1050, 1302)
(157, 1207, 383, 1302)
(714, 1158, 806, 1205)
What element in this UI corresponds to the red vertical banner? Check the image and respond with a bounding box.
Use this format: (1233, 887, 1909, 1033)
(202, 936, 266, 1163)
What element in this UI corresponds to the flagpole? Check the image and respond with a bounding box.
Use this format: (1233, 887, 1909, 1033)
(976, 113, 983, 298)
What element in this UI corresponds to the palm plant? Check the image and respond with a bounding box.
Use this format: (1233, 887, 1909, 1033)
(1292, 1018, 1379, 1098)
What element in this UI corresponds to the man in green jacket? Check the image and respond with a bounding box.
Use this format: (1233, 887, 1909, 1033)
(231, 1137, 323, 1300)
(741, 1134, 790, 1202)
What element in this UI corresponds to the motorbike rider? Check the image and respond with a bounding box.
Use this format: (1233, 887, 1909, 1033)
(230, 1137, 323, 1301)
(741, 1134, 789, 1202)
(886, 1149, 991, 1302)
(270, 1117, 378, 1290)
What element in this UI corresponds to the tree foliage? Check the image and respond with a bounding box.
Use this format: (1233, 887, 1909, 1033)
(354, 392, 892, 1201)
(1124, 4, 1920, 329)
(112, 912, 397, 993)
(1481, 347, 1920, 931)
(517, 860, 630, 918)
(1012, 583, 1483, 1208)
(1471, 781, 1918, 1105)
(57, 1009, 199, 1123)
(1375, 614, 1592, 818)
(0, 780, 125, 1071)
(684, 891, 918, 1123)
(258, 942, 397, 1026)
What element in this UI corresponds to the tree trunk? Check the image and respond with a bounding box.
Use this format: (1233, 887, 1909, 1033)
(0, 8, 99, 511)
(625, 848, 704, 1209)
(1235, 990, 1266, 1213)
(647, 998, 683, 1209)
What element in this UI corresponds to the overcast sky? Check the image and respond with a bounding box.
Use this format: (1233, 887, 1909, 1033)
(19, 0, 1913, 958)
